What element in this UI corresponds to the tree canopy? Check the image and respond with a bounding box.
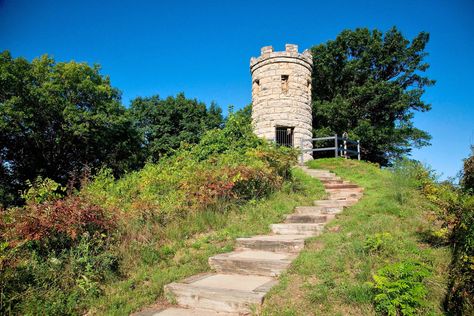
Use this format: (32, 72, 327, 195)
(0, 51, 223, 206)
(129, 93, 223, 161)
(311, 27, 435, 165)
(0, 51, 141, 205)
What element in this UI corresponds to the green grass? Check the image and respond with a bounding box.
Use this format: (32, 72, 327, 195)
(86, 168, 325, 315)
(261, 159, 451, 316)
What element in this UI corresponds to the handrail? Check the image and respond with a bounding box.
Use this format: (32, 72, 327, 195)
(300, 134, 361, 164)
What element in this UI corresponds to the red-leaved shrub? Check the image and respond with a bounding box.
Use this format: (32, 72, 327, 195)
(1, 196, 115, 246)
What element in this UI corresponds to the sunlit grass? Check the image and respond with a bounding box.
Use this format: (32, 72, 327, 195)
(86, 168, 325, 315)
(261, 158, 450, 316)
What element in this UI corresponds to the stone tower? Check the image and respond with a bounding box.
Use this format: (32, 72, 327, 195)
(250, 44, 313, 162)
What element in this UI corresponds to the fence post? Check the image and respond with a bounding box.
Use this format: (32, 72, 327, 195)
(300, 138, 304, 165)
(357, 140, 361, 161)
(344, 139, 347, 159)
(334, 134, 338, 158)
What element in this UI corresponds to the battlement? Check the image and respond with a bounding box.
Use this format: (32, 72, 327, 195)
(250, 43, 313, 162)
(250, 43, 313, 74)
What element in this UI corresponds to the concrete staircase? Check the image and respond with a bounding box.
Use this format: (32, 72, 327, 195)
(138, 166, 363, 316)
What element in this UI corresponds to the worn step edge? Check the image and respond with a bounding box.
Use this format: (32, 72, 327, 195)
(271, 223, 325, 235)
(236, 235, 305, 253)
(285, 213, 329, 223)
(209, 252, 295, 276)
(294, 205, 343, 214)
(150, 307, 237, 316)
(314, 199, 358, 206)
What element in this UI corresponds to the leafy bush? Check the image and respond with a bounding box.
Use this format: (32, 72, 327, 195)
(2, 196, 115, 247)
(364, 233, 393, 254)
(21, 177, 66, 204)
(444, 196, 474, 315)
(0, 195, 117, 314)
(370, 260, 431, 316)
(462, 146, 474, 192)
(0, 232, 118, 315)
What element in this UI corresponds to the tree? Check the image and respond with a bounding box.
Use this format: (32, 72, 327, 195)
(311, 27, 435, 165)
(129, 93, 223, 161)
(461, 146, 474, 191)
(0, 51, 141, 206)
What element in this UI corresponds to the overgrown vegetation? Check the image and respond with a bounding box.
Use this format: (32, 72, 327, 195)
(0, 111, 323, 315)
(411, 151, 474, 315)
(261, 158, 451, 316)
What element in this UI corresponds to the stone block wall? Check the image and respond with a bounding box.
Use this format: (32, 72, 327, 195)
(250, 44, 313, 162)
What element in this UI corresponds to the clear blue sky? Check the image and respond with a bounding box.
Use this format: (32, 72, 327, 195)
(1, 0, 473, 179)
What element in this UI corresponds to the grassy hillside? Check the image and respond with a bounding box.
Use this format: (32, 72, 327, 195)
(85, 167, 324, 315)
(262, 159, 451, 316)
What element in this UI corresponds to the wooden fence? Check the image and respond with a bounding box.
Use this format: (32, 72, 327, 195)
(300, 134, 360, 164)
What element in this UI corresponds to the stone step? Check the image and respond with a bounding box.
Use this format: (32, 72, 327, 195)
(326, 187, 364, 193)
(302, 168, 331, 173)
(294, 205, 343, 214)
(152, 307, 235, 316)
(236, 234, 306, 253)
(324, 183, 360, 189)
(270, 223, 325, 235)
(306, 172, 335, 178)
(285, 213, 329, 223)
(164, 273, 276, 314)
(328, 192, 363, 198)
(208, 250, 296, 277)
(328, 196, 362, 202)
(320, 180, 344, 185)
(314, 199, 358, 207)
(313, 174, 338, 182)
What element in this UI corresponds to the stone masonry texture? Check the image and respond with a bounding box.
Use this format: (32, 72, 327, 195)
(250, 44, 313, 162)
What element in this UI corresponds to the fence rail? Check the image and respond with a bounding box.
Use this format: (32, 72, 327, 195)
(300, 134, 361, 164)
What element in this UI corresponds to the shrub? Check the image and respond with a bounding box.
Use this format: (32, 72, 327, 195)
(1, 195, 115, 248)
(369, 260, 431, 316)
(462, 147, 474, 192)
(21, 177, 66, 204)
(0, 194, 118, 314)
(364, 233, 393, 254)
(444, 196, 474, 315)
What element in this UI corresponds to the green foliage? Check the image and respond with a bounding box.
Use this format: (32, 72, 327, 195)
(370, 261, 431, 316)
(391, 156, 474, 314)
(462, 146, 474, 192)
(191, 104, 259, 161)
(0, 232, 118, 315)
(0, 50, 141, 206)
(364, 233, 393, 254)
(444, 196, 474, 315)
(311, 27, 434, 165)
(0, 51, 225, 208)
(129, 93, 223, 162)
(21, 177, 66, 204)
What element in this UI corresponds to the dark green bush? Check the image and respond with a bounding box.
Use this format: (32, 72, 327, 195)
(462, 147, 474, 192)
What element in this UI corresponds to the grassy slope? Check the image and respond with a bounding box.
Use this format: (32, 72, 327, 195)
(261, 159, 450, 316)
(87, 168, 325, 315)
